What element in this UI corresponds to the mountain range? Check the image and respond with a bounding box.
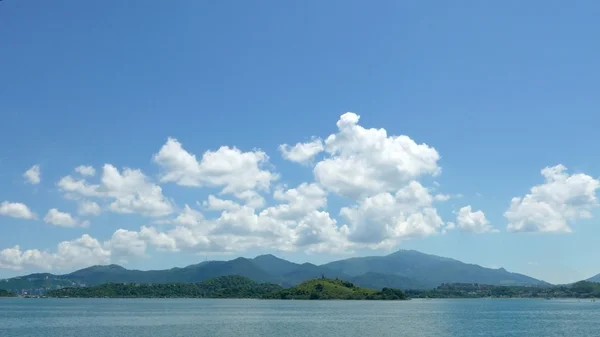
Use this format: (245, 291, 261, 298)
(0, 250, 552, 294)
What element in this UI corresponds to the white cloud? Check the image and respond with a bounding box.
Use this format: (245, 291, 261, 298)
(279, 138, 324, 164)
(58, 164, 174, 217)
(105, 229, 147, 259)
(340, 181, 446, 246)
(138, 226, 178, 252)
(78, 201, 101, 216)
(434, 194, 451, 201)
(153, 138, 278, 196)
(75, 165, 96, 176)
(505, 165, 600, 233)
(121, 182, 349, 255)
(23, 165, 41, 184)
(3, 111, 465, 271)
(456, 205, 495, 233)
(102, 164, 174, 217)
(174, 204, 204, 227)
(203, 195, 242, 211)
(313, 112, 440, 199)
(0, 235, 110, 271)
(0, 201, 37, 220)
(43, 208, 89, 228)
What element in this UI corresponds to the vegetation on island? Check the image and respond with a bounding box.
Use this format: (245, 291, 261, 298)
(262, 277, 407, 300)
(46, 276, 282, 298)
(45, 275, 407, 300)
(406, 281, 600, 299)
(0, 289, 15, 297)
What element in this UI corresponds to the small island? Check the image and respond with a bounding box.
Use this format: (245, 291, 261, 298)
(263, 278, 407, 300)
(44, 275, 408, 300)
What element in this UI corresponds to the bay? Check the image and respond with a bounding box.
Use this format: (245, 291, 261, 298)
(0, 298, 598, 337)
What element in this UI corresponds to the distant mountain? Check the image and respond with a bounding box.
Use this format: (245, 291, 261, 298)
(586, 273, 600, 282)
(252, 254, 300, 276)
(350, 272, 425, 290)
(0, 250, 548, 294)
(323, 250, 549, 288)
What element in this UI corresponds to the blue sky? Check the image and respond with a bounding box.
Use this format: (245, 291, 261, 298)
(1, 0, 599, 284)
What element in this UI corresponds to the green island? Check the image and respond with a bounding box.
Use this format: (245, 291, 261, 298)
(263, 278, 407, 300)
(0, 289, 15, 297)
(45, 276, 407, 300)
(406, 281, 600, 299)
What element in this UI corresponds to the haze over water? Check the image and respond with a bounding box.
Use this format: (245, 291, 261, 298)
(1, 298, 598, 337)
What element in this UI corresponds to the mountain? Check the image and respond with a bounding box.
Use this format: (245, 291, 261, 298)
(586, 273, 600, 282)
(350, 272, 425, 290)
(252, 254, 300, 276)
(0, 250, 548, 294)
(323, 250, 549, 288)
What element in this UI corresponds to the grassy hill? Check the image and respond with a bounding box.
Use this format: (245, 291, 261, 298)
(263, 278, 407, 300)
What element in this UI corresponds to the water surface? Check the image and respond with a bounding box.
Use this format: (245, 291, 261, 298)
(1, 298, 598, 337)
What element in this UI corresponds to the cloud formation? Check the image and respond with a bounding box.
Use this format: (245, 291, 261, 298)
(6, 112, 596, 273)
(313, 112, 440, 199)
(505, 165, 600, 233)
(23, 165, 41, 184)
(279, 138, 324, 164)
(456, 205, 495, 233)
(57, 164, 174, 217)
(44, 208, 89, 228)
(0, 201, 37, 220)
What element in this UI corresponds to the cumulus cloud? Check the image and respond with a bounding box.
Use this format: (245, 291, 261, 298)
(44, 208, 89, 228)
(203, 195, 242, 211)
(105, 229, 147, 259)
(75, 165, 96, 176)
(340, 181, 446, 247)
(78, 201, 101, 216)
(313, 112, 440, 199)
(0, 235, 110, 271)
(58, 164, 174, 217)
(2, 111, 463, 272)
(0, 201, 37, 220)
(23, 165, 41, 184)
(279, 138, 324, 164)
(153, 138, 278, 197)
(456, 205, 495, 233)
(505, 165, 600, 233)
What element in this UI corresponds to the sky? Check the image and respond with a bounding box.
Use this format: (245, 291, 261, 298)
(1, 0, 599, 284)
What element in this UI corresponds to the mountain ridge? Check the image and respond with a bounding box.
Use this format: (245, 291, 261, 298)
(0, 250, 551, 294)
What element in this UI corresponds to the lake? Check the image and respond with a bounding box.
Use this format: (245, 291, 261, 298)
(0, 298, 598, 337)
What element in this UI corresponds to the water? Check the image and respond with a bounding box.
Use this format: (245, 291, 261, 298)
(0, 298, 598, 337)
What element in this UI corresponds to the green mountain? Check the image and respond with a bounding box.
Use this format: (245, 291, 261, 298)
(323, 250, 549, 288)
(263, 278, 407, 300)
(1, 250, 548, 294)
(349, 272, 425, 290)
(46, 275, 282, 298)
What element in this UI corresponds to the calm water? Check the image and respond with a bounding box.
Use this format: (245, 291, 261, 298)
(0, 298, 598, 337)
